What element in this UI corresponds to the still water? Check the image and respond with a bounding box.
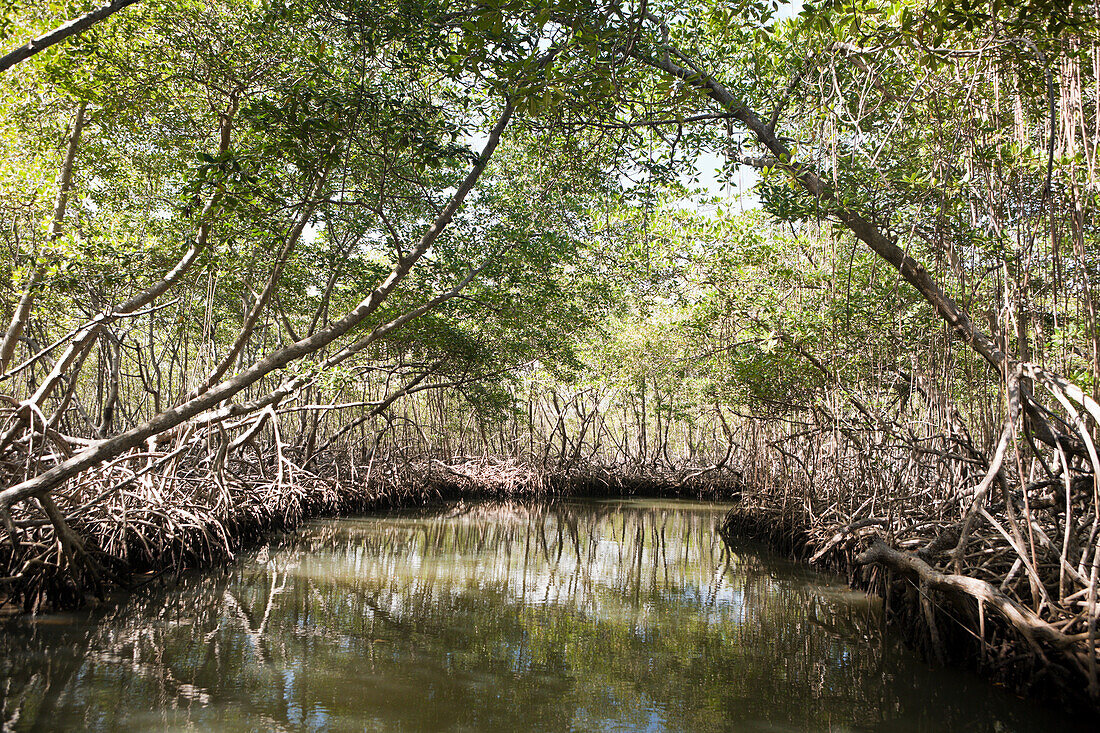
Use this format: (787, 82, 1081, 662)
(0, 499, 1079, 731)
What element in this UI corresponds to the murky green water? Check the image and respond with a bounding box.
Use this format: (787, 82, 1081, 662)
(0, 499, 1081, 731)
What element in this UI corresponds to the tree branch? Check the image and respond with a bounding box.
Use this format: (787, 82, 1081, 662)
(0, 0, 142, 74)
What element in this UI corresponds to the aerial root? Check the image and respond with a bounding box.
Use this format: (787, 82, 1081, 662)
(855, 537, 1099, 688)
(35, 494, 104, 594)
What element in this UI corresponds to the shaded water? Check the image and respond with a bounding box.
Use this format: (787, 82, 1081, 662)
(0, 499, 1079, 731)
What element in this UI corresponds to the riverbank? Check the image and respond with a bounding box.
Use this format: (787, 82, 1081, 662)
(1, 453, 733, 614)
(0, 453, 561, 613)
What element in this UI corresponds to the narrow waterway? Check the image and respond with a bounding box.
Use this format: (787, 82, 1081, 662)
(0, 499, 1079, 731)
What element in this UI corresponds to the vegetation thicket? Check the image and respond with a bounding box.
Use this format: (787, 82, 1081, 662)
(4, 0, 1100, 711)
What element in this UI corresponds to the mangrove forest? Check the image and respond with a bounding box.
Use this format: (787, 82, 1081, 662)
(2, 0, 1100, 729)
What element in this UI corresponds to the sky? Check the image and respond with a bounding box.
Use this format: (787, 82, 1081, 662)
(461, 0, 808, 208)
(681, 0, 804, 206)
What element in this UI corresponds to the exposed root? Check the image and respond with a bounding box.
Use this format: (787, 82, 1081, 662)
(857, 538, 1088, 655)
(722, 496, 1100, 717)
(35, 493, 102, 595)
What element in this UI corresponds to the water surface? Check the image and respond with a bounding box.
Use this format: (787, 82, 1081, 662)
(0, 499, 1078, 731)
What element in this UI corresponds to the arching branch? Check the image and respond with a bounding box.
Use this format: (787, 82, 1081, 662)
(0, 0, 142, 74)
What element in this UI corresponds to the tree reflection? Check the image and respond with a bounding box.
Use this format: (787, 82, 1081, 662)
(0, 500, 1074, 732)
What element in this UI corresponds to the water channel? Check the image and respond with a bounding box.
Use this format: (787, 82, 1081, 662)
(0, 498, 1081, 731)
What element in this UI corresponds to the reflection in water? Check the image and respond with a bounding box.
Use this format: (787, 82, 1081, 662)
(0, 499, 1075, 731)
